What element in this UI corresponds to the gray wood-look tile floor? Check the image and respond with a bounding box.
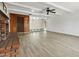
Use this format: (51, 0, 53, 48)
(18, 31, 79, 57)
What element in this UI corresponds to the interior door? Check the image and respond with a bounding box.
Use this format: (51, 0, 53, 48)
(17, 16, 24, 32)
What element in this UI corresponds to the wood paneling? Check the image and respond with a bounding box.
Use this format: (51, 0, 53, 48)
(24, 16, 29, 32)
(10, 13, 29, 32)
(10, 14, 17, 32)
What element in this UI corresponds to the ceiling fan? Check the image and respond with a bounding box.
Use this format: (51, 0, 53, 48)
(37, 7, 56, 15)
(46, 7, 56, 15)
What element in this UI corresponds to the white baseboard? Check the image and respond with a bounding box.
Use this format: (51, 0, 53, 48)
(47, 30, 79, 37)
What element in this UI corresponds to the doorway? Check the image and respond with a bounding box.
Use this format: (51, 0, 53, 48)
(17, 16, 24, 32)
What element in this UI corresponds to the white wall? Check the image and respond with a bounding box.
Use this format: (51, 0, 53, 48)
(47, 12, 79, 36)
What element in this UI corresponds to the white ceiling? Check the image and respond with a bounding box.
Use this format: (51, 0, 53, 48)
(53, 2, 79, 12)
(5, 2, 79, 17)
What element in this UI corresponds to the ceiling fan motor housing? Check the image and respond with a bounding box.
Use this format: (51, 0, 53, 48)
(46, 8, 50, 15)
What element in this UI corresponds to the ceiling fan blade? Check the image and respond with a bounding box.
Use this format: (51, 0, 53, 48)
(51, 12, 56, 14)
(39, 7, 56, 15)
(51, 9, 55, 11)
